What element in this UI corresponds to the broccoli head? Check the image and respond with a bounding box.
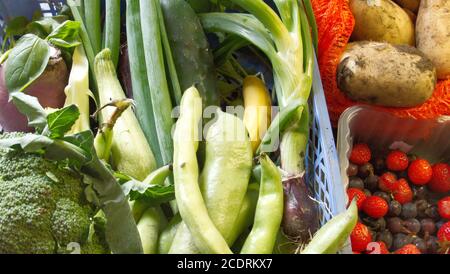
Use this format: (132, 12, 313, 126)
(0, 133, 109, 254)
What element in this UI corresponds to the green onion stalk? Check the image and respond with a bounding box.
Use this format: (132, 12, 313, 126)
(200, 0, 316, 175)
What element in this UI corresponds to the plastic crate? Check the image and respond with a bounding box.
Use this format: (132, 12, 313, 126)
(0, 0, 348, 253)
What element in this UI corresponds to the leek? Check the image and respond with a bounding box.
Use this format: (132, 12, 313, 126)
(138, 0, 174, 168)
(200, 0, 316, 175)
(84, 0, 101, 55)
(64, 45, 92, 134)
(103, 0, 121, 68)
(94, 49, 157, 181)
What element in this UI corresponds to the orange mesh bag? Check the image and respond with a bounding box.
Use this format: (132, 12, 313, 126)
(311, 0, 450, 125)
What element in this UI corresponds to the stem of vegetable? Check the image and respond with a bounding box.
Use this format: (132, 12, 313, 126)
(67, 0, 96, 83)
(84, 0, 101, 55)
(93, 99, 133, 161)
(103, 0, 121, 68)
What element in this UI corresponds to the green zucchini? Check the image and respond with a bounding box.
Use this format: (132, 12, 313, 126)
(160, 0, 219, 107)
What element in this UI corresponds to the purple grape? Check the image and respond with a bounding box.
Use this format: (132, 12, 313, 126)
(392, 233, 413, 251)
(347, 163, 359, 177)
(401, 203, 417, 219)
(364, 175, 379, 191)
(376, 230, 393, 249)
(412, 237, 427, 253)
(388, 200, 402, 217)
(403, 218, 421, 234)
(420, 218, 436, 236)
(358, 163, 374, 179)
(374, 191, 391, 203)
(349, 177, 364, 190)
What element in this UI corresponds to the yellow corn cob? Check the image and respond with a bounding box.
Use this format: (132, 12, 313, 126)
(243, 76, 272, 153)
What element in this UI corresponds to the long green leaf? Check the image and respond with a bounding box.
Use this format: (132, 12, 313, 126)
(139, 0, 174, 167)
(125, 0, 162, 167)
(199, 13, 277, 61)
(67, 0, 95, 73)
(228, 0, 291, 52)
(156, 0, 182, 105)
(84, 0, 101, 55)
(103, 0, 121, 67)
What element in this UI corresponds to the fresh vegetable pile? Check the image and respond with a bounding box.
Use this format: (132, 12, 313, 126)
(312, 0, 450, 124)
(0, 0, 357, 254)
(346, 143, 450, 254)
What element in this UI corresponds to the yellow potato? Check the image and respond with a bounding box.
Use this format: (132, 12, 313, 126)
(416, 0, 450, 79)
(350, 0, 415, 46)
(337, 42, 437, 107)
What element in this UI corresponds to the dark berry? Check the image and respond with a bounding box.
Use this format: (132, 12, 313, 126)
(364, 175, 379, 191)
(425, 205, 440, 220)
(403, 218, 421, 234)
(363, 217, 386, 231)
(392, 233, 413, 251)
(363, 189, 372, 197)
(347, 163, 359, 177)
(358, 163, 374, 179)
(388, 200, 402, 217)
(412, 237, 427, 254)
(401, 203, 417, 219)
(413, 186, 429, 200)
(376, 230, 393, 249)
(374, 191, 391, 203)
(349, 177, 365, 190)
(373, 157, 386, 174)
(420, 218, 436, 236)
(426, 236, 439, 254)
(415, 199, 430, 219)
(387, 217, 409, 234)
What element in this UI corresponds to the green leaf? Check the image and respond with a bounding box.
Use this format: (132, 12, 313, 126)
(5, 34, 51, 93)
(121, 180, 175, 206)
(27, 16, 68, 38)
(47, 105, 80, 139)
(10, 92, 48, 132)
(0, 134, 54, 153)
(200, 12, 277, 60)
(46, 20, 81, 49)
(62, 131, 96, 164)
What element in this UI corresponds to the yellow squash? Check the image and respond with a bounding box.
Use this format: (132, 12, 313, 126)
(243, 76, 272, 153)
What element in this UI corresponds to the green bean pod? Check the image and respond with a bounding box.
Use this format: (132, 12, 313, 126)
(301, 200, 358, 254)
(240, 154, 283, 254)
(137, 207, 162, 254)
(173, 87, 232, 254)
(170, 109, 253, 254)
(158, 214, 182, 254)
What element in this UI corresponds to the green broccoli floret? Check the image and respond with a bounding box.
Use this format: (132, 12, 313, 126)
(0, 134, 109, 254)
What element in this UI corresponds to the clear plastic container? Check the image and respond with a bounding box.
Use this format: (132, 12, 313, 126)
(337, 105, 450, 195)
